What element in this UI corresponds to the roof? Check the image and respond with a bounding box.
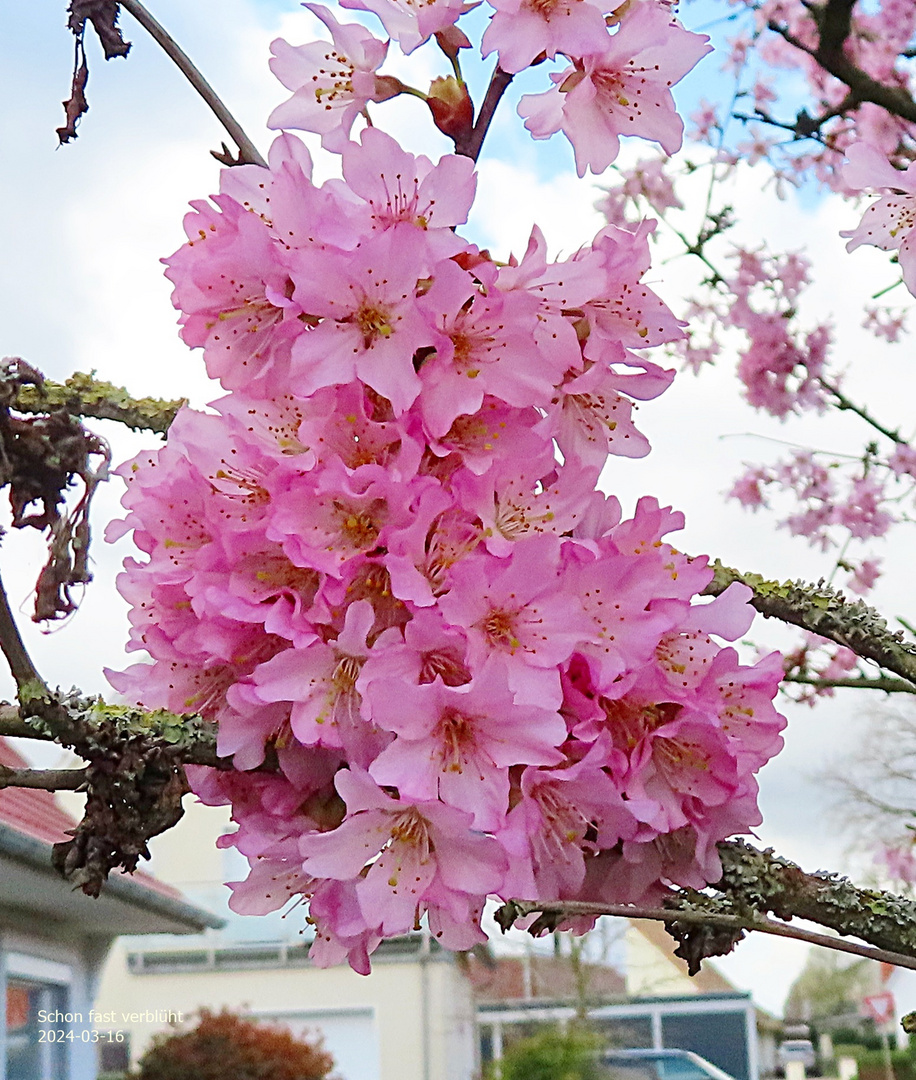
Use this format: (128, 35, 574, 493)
(0, 737, 79, 845)
(465, 951, 627, 1003)
(0, 738, 223, 935)
(629, 919, 738, 994)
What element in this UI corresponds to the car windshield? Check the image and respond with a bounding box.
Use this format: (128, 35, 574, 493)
(598, 1052, 734, 1080)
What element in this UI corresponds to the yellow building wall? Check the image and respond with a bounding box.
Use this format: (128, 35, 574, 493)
(625, 924, 698, 998)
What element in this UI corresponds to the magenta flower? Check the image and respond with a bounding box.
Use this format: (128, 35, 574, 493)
(288, 230, 433, 413)
(163, 195, 300, 392)
(367, 658, 566, 828)
(299, 768, 506, 937)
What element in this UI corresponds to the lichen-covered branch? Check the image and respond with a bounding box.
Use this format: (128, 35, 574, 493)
(497, 897, 916, 973)
(714, 839, 916, 957)
(497, 839, 916, 975)
(703, 562, 916, 687)
(15, 371, 185, 435)
(782, 673, 916, 694)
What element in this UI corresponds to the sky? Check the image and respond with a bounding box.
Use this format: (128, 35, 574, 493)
(2, 0, 915, 1017)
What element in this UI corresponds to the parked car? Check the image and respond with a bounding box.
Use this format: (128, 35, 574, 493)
(598, 1047, 737, 1080)
(777, 1039, 817, 1074)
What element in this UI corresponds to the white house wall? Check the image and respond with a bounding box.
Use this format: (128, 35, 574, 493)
(0, 919, 107, 1080)
(95, 943, 477, 1080)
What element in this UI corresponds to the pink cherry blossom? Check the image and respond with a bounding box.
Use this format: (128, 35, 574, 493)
(517, 6, 711, 177)
(481, 0, 610, 75)
(841, 142, 916, 296)
(366, 658, 566, 829)
(340, 0, 469, 53)
(268, 5, 393, 153)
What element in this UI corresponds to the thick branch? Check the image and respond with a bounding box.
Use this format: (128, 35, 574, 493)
(767, 0, 916, 125)
(716, 839, 916, 958)
(0, 705, 56, 741)
(500, 839, 916, 973)
(14, 372, 184, 434)
(703, 562, 916, 687)
(0, 764, 88, 791)
(503, 898, 916, 972)
(118, 0, 267, 167)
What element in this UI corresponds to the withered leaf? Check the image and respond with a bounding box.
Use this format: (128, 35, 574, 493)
(67, 0, 131, 60)
(59, 2, 131, 145)
(57, 55, 89, 145)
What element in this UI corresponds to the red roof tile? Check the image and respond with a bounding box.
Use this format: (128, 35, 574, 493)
(0, 739, 185, 902)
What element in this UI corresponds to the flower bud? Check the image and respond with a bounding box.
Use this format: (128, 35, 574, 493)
(426, 76, 474, 141)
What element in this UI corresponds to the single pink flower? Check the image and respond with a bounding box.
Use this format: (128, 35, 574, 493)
(268, 5, 392, 153)
(842, 142, 916, 296)
(518, 6, 711, 176)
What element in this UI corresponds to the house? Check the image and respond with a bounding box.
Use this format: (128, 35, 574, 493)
(93, 790, 779, 1080)
(470, 919, 780, 1080)
(0, 737, 222, 1080)
(92, 797, 478, 1080)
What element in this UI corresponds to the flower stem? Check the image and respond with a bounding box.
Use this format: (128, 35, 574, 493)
(119, 0, 266, 167)
(454, 64, 513, 162)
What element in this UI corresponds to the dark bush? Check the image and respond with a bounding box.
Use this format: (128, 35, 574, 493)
(131, 1007, 336, 1080)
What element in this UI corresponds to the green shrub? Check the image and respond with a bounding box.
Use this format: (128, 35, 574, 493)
(487, 1026, 605, 1080)
(854, 1048, 916, 1080)
(130, 1008, 335, 1080)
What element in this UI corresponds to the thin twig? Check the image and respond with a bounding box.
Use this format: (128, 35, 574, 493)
(0, 572, 47, 694)
(0, 764, 88, 792)
(819, 379, 906, 445)
(507, 899, 916, 972)
(119, 0, 267, 167)
(783, 673, 916, 693)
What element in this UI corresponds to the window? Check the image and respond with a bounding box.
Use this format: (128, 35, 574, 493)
(6, 979, 68, 1080)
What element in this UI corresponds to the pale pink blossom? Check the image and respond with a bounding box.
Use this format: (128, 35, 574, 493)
(842, 142, 916, 296)
(268, 5, 392, 152)
(517, 6, 711, 176)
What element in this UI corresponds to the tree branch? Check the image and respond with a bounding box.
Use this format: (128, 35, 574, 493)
(499, 839, 916, 973)
(501, 898, 916, 972)
(782, 673, 916, 693)
(767, 0, 916, 126)
(14, 371, 184, 435)
(118, 0, 267, 167)
(819, 379, 906, 445)
(0, 764, 88, 791)
(703, 562, 916, 687)
(0, 571, 48, 695)
(453, 65, 513, 162)
(716, 839, 916, 958)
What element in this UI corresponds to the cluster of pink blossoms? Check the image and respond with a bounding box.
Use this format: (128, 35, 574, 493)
(269, 0, 710, 175)
(106, 4, 786, 973)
